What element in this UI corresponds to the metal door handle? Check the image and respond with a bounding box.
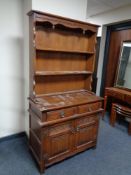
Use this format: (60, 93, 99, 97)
(76, 127, 80, 132)
(60, 111, 65, 118)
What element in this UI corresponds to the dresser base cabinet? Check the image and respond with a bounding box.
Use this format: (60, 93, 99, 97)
(29, 91, 103, 173)
(30, 117, 99, 172)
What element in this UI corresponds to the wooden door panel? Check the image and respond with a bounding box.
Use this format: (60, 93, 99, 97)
(42, 121, 74, 163)
(75, 115, 98, 149)
(76, 124, 97, 149)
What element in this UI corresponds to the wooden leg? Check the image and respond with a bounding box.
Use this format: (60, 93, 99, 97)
(39, 162, 45, 174)
(102, 95, 107, 120)
(110, 103, 117, 127)
(128, 122, 131, 135)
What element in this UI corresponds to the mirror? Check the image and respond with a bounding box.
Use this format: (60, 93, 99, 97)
(115, 41, 131, 90)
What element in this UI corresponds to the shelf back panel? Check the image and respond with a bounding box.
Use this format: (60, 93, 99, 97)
(35, 29, 95, 53)
(86, 55, 95, 72)
(35, 75, 89, 95)
(36, 51, 87, 71)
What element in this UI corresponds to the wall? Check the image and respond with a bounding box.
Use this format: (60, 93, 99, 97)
(24, 0, 88, 136)
(87, 5, 131, 35)
(0, 0, 88, 138)
(32, 0, 88, 21)
(0, 0, 25, 138)
(2, 0, 130, 137)
(86, 5, 131, 95)
(23, 0, 32, 136)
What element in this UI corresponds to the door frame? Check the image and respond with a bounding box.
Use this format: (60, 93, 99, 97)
(92, 37, 101, 93)
(100, 21, 131, 96)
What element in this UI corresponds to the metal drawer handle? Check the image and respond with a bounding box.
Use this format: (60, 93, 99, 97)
(71, 128, 75, 134)
(76, 127, 80, 132)
(60, 111, 65, 118)
(89, 107, 92, 112)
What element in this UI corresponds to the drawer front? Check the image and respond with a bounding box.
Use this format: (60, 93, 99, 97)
(46, 107, 77, 121)
(78, 102, 102, 114)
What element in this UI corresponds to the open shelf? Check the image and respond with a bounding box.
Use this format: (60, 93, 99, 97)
(35, 71, 93, 76)
(36, 48, 95, 55)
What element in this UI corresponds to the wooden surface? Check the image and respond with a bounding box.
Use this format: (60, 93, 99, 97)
(110, 103, 131, 135)
(28, 10, 102, 173)
(29, 10, 98, 96)
(102, 28, 131, 95)
(103, 87, 131, 119)
(30, 90, 103, 112)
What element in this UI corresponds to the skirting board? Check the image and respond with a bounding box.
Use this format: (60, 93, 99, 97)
(0, 132, 27, 143)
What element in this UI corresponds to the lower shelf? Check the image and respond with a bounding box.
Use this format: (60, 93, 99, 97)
(35, 70, 93, 76)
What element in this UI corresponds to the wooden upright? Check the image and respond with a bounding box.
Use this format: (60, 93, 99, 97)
(28, 10, 103, 173)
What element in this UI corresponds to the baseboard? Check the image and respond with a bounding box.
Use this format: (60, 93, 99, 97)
(0, 132, 27, 143)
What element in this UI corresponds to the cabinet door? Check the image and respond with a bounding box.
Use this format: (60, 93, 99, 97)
(42, 120, 75, 165)
(75, 115, 99, 151)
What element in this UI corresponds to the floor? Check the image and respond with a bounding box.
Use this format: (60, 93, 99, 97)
(0, 117, 131, 175)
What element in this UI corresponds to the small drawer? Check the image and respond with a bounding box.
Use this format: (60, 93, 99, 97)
(109, 91, 125, 100)
(78, 102, 102, 114)
(46, 107, 77, 121)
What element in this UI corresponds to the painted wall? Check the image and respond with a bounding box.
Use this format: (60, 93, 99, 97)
(24, 0, 88, 136)
(0, 0, 25, 138)
(2, 0, 131, 137)
(0, 0, 88, 138)
(86, 5, 131, 95)
(87, 5, 131, 35)
(32, 0, 88, 21)
(23, 0, 32, 136)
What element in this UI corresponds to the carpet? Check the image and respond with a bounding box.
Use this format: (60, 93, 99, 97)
(0, 119, 131, 175)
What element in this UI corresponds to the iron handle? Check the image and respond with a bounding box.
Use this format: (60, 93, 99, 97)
(71, 127, 75, 134)
(88, 107, 92, 112)
(76, 127, 80, 132)
(60, 111, 65, 118)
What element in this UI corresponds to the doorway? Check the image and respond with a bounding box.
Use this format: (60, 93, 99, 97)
(100, 21, 131, 96)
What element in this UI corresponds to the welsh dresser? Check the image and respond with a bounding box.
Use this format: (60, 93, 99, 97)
(28, 10, 103, 173)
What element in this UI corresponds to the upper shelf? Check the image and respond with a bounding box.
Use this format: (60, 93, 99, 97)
(33, 13, 98, 34)
(36, 48, 95, 55)
(36, 22, 96, 35)
(35, 71, 93, 76)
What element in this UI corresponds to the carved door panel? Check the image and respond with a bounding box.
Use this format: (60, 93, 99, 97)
(42, 120, 75, 164)
(75, 115, 98, 150)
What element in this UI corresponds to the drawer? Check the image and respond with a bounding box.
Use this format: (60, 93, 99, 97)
(78, 102, 102, 114)
(46, 107, 77, 121)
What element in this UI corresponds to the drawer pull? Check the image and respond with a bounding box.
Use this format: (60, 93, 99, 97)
(71, 128, 75, 134)
(76, 127, 80, 132)
(60, 111, 65, 118)
(89, 107, 92, 112)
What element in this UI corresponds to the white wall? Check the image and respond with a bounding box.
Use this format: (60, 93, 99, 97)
(23, 0, 32, 136)
(23, 0, 88, 136)
(87, 5, 131, 36)
(0, 0, 25, 138)
(86, 5, 131, 95)
(32, 0, 88, 21)
(0, 0, 88, 138)
(2, 0, 131, 137)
